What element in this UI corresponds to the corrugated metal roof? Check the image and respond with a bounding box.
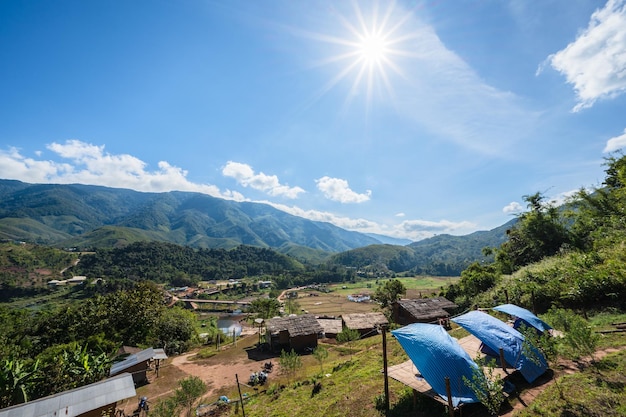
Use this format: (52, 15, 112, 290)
(152, 348, 168, 360)
(0, 373, 136, 417)
(341, 312, 388, 330)
(267, 314, 323, 337)
(110, 347, 155, 376)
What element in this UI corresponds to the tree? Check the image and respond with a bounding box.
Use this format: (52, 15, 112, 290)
(312, 345, 329, 374)
(279, 349, 302, 382)
(249, 297, 281, 319)
(463, 358, 505, 416)
(154, 307, 197, 355)
(372, 279, 406, 310)
(336, 328, 360, 359)
(495, 192, 571, 273)
(174, 376, 207, 417)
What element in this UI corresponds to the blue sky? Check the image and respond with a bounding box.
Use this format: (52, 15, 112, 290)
(2, 0, 626, 241)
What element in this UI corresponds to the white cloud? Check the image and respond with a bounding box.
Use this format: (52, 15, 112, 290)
(545, 0, 626, 111)
(395, 212, 406, 217)
(502, 201, 523, 214)
(315, 176, 371, 203)
(0, 140, 228, 198)
(604, 128, 626, 152)
(398, 219, 476, 234)
(222, 161, 305, 199)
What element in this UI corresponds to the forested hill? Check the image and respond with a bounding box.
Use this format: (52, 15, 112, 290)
(0, 179, 380, 255)
(72, 241, 305, 284)
(327, 220, 514, 276)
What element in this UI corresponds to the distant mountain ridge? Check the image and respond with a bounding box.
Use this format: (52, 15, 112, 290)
(0, 180, 380, 255)
(0, 179, 514, 271)
(328, 220, 515, 275)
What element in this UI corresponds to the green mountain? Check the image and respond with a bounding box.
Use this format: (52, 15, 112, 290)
(0, 180, 380, 256)
(327, 220, 515, 276)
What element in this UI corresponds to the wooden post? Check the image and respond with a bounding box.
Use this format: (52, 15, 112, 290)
(499, 348, 508, 374)
(382, 326, 390, 416)
(445, 377, 454, 417)
(531, 290, 536, 314)
(504, 289, 509, 304)
(236, 374, 246, 417)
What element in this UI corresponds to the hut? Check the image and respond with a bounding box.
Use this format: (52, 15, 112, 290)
(392, 297, 458, 326)
(0, 373, 136, 417)
(266, 314, 323, 352)
(110, 347, 167, 384)
(316, 317, 343, 339)
(341, 312, 388, 337)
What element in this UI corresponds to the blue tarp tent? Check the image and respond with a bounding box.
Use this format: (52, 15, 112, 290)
(392, 323, 481, 407)
(493, 304, 552, 333)
(452, 311, 547, 383)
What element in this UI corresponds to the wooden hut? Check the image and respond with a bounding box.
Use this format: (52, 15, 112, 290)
(317, 317, 343, 339)
(341, 312, 388, 337)
(267, 314, 323, 352)
(110, 347, 167, 384)
(392, 297, 458, 326)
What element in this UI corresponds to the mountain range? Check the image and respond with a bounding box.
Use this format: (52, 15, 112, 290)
(0, 179, 513, 271)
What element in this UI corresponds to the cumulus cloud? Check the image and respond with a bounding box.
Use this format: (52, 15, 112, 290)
(544, 0, 626, 111)
(0, 140, 233, 198)
(315, 176, 371, 203)
(221, 161, 305, 199)
(604, 128, 626, 153)
(502, 201, 523, 214)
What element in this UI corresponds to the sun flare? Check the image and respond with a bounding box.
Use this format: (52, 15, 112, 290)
(307, 1, 414, 112)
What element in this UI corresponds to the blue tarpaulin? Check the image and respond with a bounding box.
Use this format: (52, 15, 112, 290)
(452, 311, 547, 383)
(391, 323, 481, 407)
(493, 304, 552, 333)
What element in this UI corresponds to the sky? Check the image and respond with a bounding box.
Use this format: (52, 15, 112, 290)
(1, 0, 626, 242)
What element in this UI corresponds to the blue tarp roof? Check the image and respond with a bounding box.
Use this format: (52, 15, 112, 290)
(452, 311, 547, 383)
(493, 304, 552, 333)
(392, 323, 481, 407)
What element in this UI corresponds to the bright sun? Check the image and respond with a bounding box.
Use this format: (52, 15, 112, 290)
(358, 33, 390, 66)
(308, 1, 413, 111)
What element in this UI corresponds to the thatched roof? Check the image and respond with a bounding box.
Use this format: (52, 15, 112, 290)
(342, 312, 388, 331)
(267, 314, 323, 337)
(317, 318, 343, 335)
(395, 297, 458, 321)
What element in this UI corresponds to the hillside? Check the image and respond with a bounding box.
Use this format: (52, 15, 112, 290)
(327, 220, 514, 276)
(0, 180, 379, 256)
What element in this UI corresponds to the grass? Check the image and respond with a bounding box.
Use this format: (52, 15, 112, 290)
(515, 350, 626, 417)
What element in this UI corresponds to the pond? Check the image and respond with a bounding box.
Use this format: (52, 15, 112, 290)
(217, 316, 243, 337)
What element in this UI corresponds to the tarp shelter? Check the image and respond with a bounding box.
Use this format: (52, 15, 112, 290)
(391, 323, 481, 407)
(452, 311, 547, 383)
(493, 304, 552, 333)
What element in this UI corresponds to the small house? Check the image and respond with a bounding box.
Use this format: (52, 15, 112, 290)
(392, 297, 458, 326)
(266, 314, 323, 352)
(110, 347, 167, 385)
(0, 373, 136, 417)
(341, 312, 388, 337)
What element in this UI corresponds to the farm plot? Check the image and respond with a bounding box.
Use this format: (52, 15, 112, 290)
(296, 292, 378, 316)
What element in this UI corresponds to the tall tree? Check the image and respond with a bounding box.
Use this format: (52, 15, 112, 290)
(372, 279, 406, 309)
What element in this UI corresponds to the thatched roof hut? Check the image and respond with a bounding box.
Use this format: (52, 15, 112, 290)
(267, 314, 323, 352)
(341, 312, 388, 337)
(392, 297, 458, 326)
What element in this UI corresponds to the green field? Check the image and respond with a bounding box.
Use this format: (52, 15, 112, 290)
(295, 276, 459, 317)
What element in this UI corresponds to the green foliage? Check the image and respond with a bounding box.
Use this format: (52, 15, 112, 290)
(312, 345, 329, 374)
(544, 308, 599, 360)
(443, 261, 499, 309)
(0, 357, 39, 408)
(153, 307, 198, 355)
(495, 192, 572, 273)
(372, 279, 406, 310)
(462, 358, 505, 416)
(175, 376, 207, 417)
(279, 349, 303, 382)
(249, 297, 281, 319)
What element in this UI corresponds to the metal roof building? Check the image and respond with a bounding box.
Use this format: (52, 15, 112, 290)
(0, 373, 135, 417)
